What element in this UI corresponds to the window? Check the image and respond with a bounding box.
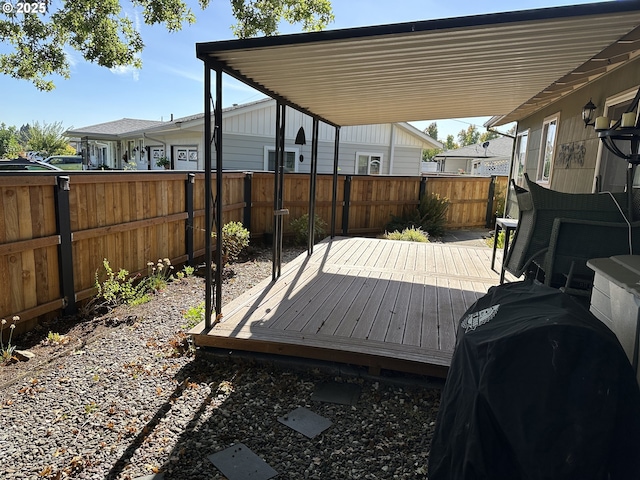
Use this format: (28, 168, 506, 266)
(513, 130, 529, 187)
(597, 87, 638, 192)
(356, 152, 383, 175)
(264, 147, 298, 172)
(537, 114, 559, 184)
(175, 146, 198, 163)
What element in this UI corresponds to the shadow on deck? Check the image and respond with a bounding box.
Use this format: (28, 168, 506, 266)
(191, 236, 502, 377)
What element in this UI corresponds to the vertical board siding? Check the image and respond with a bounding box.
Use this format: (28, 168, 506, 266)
(0, 171, 501, 331)
(426, 176, 493, 228)
(0, 178, 60, 323)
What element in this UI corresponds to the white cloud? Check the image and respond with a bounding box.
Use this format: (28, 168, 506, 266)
(160, 65, 204, 84)
(107, 9, 142, 80)
(110, 64, 140, 81)
(64, 48, 80, 68)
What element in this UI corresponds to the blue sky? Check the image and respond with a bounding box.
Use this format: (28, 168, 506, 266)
(0, 0, 604, 141)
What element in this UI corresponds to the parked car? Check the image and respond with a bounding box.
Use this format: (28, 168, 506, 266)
(0, 157, 62, 171)
(43, 155, 84, 170)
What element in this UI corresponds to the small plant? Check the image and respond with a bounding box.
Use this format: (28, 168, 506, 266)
(289, 213, 327, 246)
(383, 226, 429, 242)
(176, 264, 195, 279)
(385, 193, 449, 238)
(492, 182, 507, 219)
(183, 265, 195, 276)
(44, 331, 69, 346)
(1, 316, 19, 365)
(182, 302, 205, 329)
(95, 259, 150, 309)
(487, 229, 514, 249)
(212, 221, 250, 266)
(146, 258, 174, 292)
(156, 156, 170, 169)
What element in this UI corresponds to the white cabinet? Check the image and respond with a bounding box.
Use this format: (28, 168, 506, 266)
(587, 255, 640, 385)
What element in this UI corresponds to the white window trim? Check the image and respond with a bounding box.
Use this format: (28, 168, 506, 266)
(513, 129, 529, 187)
(263, 146, 299, 172)
(537, 113, 560, 185)
(593, 85, 640, 191)
(355, 152, 384, 175)
(174, 145, 199, 162)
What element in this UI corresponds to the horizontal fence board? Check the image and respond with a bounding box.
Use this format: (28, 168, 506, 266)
(0, 170, 504, 331)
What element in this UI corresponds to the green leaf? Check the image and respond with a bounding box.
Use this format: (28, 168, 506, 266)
(1, 0, 334, 89)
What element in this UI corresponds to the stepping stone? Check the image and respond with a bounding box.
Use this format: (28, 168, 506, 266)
(311, 381, 361, 405)
(132, 474, 164, 480)
(277, 406, 332, 438)
(208, 443, 277, 480)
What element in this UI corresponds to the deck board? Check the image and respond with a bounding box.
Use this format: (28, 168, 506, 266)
(193, 236, 502, 377)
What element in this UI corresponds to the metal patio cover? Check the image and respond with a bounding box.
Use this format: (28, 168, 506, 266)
(196, 2, 640, 128)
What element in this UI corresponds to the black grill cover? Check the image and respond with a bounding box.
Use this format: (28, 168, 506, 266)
(429, 280, 640, 480)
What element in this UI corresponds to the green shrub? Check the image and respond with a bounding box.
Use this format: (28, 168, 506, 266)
(383, 226, 429, 242)
(182, 302, 205, 329)
(486, 229, 514, 249)
(212, 221, 250, 265)
(95, 259, 150, 308)
(385, 193, 449, 238)
(493, 182, 507, 218)
(289, 213, 327, 246)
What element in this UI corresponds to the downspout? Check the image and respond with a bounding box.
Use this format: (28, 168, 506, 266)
(487, 127, 516, 139)
(389, 124, 396, 175)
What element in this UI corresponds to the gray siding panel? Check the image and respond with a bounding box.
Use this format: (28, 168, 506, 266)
(517, 58, 640, 193)
(392, 146, 421, 176)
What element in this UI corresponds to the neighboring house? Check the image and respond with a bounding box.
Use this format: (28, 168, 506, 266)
(66, 118, 165, 169)
(66, 99, 441, 174)
(433, 136, 513, 175)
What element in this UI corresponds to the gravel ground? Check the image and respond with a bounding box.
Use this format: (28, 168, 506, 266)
(0, 246, 443, 480)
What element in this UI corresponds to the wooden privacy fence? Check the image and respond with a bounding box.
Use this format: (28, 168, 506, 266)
(0, 171, 505, 333)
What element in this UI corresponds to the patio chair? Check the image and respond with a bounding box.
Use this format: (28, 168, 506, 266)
(544, 217, 640, 293)
(503, 173, 629, 289)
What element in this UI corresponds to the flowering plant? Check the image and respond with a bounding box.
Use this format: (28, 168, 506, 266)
(1, 316, 19, 365)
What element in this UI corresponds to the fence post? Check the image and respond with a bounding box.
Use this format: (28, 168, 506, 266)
(485, 175, 497, 228)
(244, 171, 253, 230)
(186, 173, 195, 264)
(342, 175, 352, 235)
(55, 176, 77, 315)
(419, 176, 427, 200)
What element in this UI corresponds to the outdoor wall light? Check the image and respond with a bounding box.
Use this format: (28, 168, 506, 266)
(295, 126, 306, 162)
(592, 87, 640, 165)
(582, 98, 597, 128)
(295, 126, 306, 145)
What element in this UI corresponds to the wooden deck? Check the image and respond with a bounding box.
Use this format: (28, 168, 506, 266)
(192, 236, 503, 377)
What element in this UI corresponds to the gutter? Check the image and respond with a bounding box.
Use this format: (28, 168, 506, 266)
(487, 126, 515, 139)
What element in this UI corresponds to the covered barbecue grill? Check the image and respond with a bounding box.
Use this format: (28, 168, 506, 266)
(429, 280, 640, 480)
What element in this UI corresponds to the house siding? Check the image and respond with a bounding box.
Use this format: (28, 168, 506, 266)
(392, 146, 422, 176)
(90, 100, 436, 175)
(516, 58, 640, 193)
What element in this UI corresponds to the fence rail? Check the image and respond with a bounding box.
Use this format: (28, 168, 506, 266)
(0, 171, 506, 334)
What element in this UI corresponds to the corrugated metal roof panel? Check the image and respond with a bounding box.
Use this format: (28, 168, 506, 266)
(197, 2, 640, 127)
